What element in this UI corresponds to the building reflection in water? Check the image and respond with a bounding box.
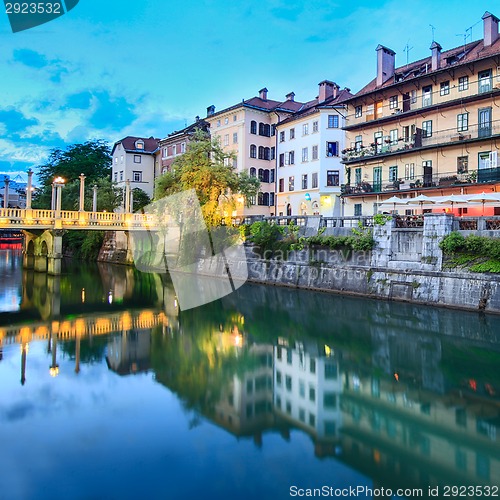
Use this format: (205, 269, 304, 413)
(2, 254, 500, 491)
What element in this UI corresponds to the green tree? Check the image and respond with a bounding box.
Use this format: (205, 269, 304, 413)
(132, 187, 151, 212)
(154, 130, 259, 227)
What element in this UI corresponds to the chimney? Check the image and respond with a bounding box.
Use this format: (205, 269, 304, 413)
(286, 92, 295, 101)
(430, 41, 442, 71)
(483, 11, 499, 47)
(376, 45, 396, 87)
(207, 105, 215, 117)
(318, 80, 340, 103)
(195, 115, 200, 122)
(259, 87, 268, 100)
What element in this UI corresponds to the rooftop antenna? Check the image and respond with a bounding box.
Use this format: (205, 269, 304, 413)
(403, 40, 413, 67)
(456, 32, 467, 53)
(429, 24, 436, 42)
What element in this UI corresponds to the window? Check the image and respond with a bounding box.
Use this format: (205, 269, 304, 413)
(355, 167, 362, 185)
(135, 140, 144, 149)
(299, 380, 305, 398)
(457, 156, 468, 174)
(390, 129, 398, 145)
(258, 146, 265, 159)
(181, 142, 186, 153)
(279, 153, 285, 167)
(324, 392, 337, 408)
(279, 131, 285, 142)
(302, 174, 308, 190)
(120, 155, 124, 163)
(224, 117, 229, 125)
(264, 147, 270, 161)
(422, 120, 433, 138)
(279, 178, 284, 192)
(458, 76, 468, 91)
(113, 172, 117, 182)
(354, 203, 362, 216)
(224, 134, 229, 146)
(440, 81, 450, 95)
(233, 158, 237, 168)
(302, 147, 308, 162)
(271, 124, 276, 136)
(250, 121, 257, 134)
(389, 166, 398, 182)
(250, 167, 256, 177)
(326, 170, 339, 186)
(172, 145, 177, 155)
(134, 155, 141, 163)
(310, 359, 316, 374)
(312, 173, 318, 188)
(217, 120, 221, 127)
(309, 387, 316, 402)
(289, 176, 294, 191)
(250, 144, 257, 158)
(286, 349, 292, 364)
(410, 90, 417, 103)
(478, 69, 492, 93)
(233, 114, 237, 122)
(326, 142, 339, 157)
(312, 120, 319, 132)
(288, 151, 295, 165)
(309, 414, 315, 427)
(389, 95, 398, 109)
(355, 105, 362, 118)
(422, 85, 432, 107)
(119, 171, 123, 181)
(289, 128, 295, 140)
(354, 135, 363, 151)
(223, 158, 230, 167)
(328, 115, 339, 128)
(302, 123, 309, 136)
(457, 113, 469, 132)
(312, 145, 318, 160)
(276, 371, 282, 386)
(270, 147, 276, 160)
(233, 132, 238, 144)
(405, 163, 415, 180)
(270, 169, 275, 183)
(132, 171, 142, 182)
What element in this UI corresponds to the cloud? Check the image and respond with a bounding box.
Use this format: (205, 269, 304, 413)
(0, 108, 39, 135)
(12, 49, 49, 69)
(89, 91, 138, 130)
(66, 91, 93, 110)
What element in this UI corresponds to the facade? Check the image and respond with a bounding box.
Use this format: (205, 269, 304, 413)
(205, 88, 304, 217)
(111, 136, 160, 199)
(276, 81, 351, 216)
(156, 117, 209, 178)
(342, 12, 500, 217)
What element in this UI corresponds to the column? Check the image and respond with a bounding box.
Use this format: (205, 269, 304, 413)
(92, 185, 98, 212)
(125, 179, 131, 213)
(78, 173, 86, 211)
(51, 183, 56, 210)
(3, 178, 9, 209)
(26, 169, 33, 209)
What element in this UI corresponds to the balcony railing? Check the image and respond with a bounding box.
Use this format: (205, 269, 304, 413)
(342, 120, 500, 164)
(342, 167, 500, 196)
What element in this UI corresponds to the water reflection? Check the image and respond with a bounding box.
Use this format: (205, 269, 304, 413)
(1, 253, 500, 496)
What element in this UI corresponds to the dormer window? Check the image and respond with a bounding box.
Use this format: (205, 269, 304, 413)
(135, 139, 144, 150)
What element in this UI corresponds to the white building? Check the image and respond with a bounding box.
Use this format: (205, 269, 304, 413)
(276, 81, 351, 217)
(111, 136, 160, 199)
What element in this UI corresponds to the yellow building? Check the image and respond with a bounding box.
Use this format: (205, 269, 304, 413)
(342, 12, 500, 217)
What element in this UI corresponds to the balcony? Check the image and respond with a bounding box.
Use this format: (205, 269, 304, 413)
(342, 120, 500, 165)
(341, 168, 500, 196)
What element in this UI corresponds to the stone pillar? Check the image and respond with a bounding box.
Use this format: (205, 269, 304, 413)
(125, 179, 131, 213)
(26, 169, 33, 209)
(92, 185, 98, 212)
(47, 231, 63, 275)
(371, 217, 396, 268)
(51, 183, 56, 210)
(421, 213, 454, 270)
(130, 190, 134, 213)
(3, 178, 9, 208)
(79, 173, 86, 211)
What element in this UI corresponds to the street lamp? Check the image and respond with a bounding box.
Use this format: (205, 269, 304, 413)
(52, 176, 65, 212)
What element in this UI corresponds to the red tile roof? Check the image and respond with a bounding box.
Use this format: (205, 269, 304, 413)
(113, 136, 160, 155)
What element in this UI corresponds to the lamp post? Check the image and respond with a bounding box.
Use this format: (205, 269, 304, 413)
(26, 168, 33, 210)
(78, 173, 86, 211)
(92, 185, 98, 212)
(53, 176, 65, 212)
(125, 179, 131, 213)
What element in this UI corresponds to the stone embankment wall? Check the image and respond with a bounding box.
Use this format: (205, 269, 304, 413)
(243, 214, 500, 314)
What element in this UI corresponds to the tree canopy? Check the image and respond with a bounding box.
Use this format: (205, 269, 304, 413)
(154, 130, 259, 227)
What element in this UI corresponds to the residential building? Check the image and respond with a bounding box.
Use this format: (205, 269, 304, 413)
(205, 88, 304, 217)
(156, 117, 209, 177)
(341, 12, 500, 217)
(276, 81, 351, 216)
(111, 136, 160, 199)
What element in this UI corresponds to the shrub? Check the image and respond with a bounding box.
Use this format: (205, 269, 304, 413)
(439, 232, 466, 254)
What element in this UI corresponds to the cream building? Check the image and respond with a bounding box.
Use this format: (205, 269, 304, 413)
(276, 81, 351, 216)
(205, 88, 304, 217)
(342, 12, 500, 217)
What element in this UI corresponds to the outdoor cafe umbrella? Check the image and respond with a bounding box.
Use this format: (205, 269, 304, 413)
(465, 192, 500, 214)
(433, 194, 468, 210)
(406, 194, 437, 212)
(379, 195, 406, 211)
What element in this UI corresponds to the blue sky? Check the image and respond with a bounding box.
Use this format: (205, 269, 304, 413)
(0, 0, 496, 182)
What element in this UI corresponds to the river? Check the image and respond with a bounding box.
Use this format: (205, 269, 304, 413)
(0, 248, 499, 499)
